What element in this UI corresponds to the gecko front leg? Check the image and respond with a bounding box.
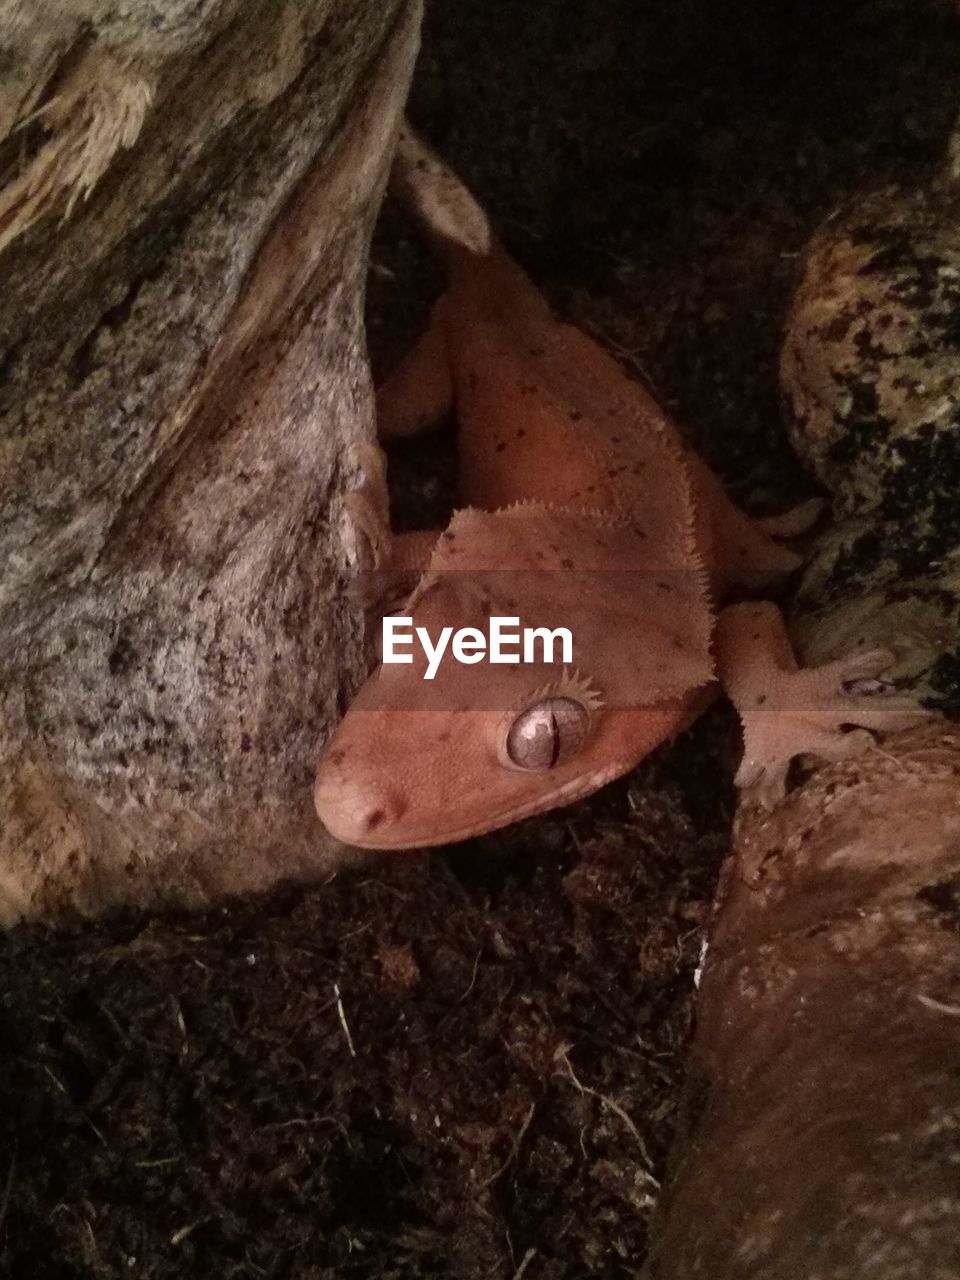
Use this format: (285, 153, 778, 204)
(716, 602, 932, 807)
(343, 293, 453, 608)
(342, 292, 454, 613)
(342, 441, 438, 617)
(342, 441, 392, 572)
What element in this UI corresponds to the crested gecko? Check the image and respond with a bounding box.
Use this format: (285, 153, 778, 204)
(314, 124, 926, 850)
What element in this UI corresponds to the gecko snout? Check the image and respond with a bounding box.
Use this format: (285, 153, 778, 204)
(314, 750, 407, 846)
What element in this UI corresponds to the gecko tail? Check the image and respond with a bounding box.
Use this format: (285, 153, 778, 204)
(389, 119, 494, 264)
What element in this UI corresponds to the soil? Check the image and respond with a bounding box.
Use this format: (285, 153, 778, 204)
(2, 2, 959, 1277)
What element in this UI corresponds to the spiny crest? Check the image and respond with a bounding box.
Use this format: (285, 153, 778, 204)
(517, 667, 606, 713)
(495, 498, 555, 518)
(494, 497, 638, 531)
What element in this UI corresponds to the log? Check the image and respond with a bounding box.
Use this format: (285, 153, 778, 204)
(646, 724, 960, 1278)
(646, 181, 960, 1276)
(0, 0, 421, 922)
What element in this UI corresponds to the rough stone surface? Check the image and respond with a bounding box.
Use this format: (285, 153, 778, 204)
(0, 0, 420, 920)
(783, 185, 960, 707)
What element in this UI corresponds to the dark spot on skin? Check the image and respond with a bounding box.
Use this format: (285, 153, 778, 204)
(569, 409, 583, 421)
(755, 694, 767, 706)
(656, 581, 670, 593)
(521, 383, 537, 395)
(516, 429, 526, 439)
(610, 435, 621, 443)
(633, 463, 644, 474)
(442, 530, 456, 540)
(329, 748, 347, 765)
(672, 638, 685, 649)
(535, 550, 544, 560)
(240, 733, 252, 753)
(366, 809, 386, 830)
(530, 346, 545, 357)
(560, 558, 574, 570)
(752, 632, 760, 641)
(437, 730, 451, 743)
(495, 442, 506, 453)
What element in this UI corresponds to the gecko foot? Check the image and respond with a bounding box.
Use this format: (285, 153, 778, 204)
(717, 602, 932, 808)
(341, 440, 442, 619)
(342, 442, 392, 574)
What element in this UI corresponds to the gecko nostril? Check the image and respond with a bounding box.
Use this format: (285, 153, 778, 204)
(365, 808, 386, 830)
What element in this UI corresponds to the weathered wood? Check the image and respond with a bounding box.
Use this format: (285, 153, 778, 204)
(0, 0, 421, 921)
(646, 724, 960, 1279)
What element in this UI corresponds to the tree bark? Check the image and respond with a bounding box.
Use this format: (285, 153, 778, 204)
(646, 181, 960, 1277)
(0, 0, 421, 921)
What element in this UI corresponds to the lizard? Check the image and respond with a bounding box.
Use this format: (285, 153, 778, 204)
(313, 122, 927, 851)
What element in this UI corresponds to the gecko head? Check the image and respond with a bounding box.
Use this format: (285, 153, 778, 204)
(315, 505, 713, 850)
(314, 668, 688, 850)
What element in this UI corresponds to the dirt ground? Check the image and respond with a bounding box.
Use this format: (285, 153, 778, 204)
(2, 2, 959, 1277)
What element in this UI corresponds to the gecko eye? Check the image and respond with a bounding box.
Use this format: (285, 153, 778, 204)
(504, 696, 590, 770)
